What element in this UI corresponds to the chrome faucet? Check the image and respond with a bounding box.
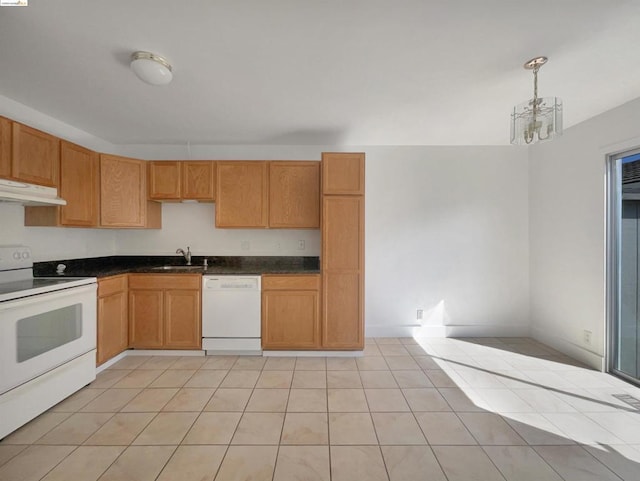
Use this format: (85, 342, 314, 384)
(176, 246, 192, 265)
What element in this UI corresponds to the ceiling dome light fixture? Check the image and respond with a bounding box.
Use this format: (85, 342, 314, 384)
(130, 51, 173, 86)
(510, 56, 562, 145)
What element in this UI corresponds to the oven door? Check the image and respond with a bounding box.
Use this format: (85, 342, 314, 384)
(0, 283, 97, 395)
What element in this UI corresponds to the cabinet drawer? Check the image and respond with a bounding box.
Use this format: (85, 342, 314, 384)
(262, 274, 320, 291)
(129, 274, 201, 290)
(98, 274, 128, 297)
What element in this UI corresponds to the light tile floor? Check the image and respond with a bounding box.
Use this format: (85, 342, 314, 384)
(2, 337, 640, 480)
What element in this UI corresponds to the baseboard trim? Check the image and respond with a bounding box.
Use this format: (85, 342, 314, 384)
(531, 327, 604, 371)
(366, 324, 530, 339)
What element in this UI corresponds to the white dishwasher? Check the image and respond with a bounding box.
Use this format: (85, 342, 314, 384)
(202, 276, 262, 354)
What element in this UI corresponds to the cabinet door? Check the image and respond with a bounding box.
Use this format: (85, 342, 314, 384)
(216, 161, 268, 227)
(59, 141, 100, 226)
(148, 161, 181, 200)
(321, 152, 365, 195)
(97, 290, 128, 365)
(262, 290, 320, 349)
(321, 196, 364, 271)
(129, 289, 164, 348)
(269, 161, 320, 228)
(164, 289, 201, 349)
(11, 122, 60, 187)
(182, 161, 215, 201)
(0, 116, 10, 178)
(101, 154, 151, 227)
(322, 272, 363, 348)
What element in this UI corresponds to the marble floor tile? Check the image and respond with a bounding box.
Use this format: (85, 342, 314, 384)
(90, 369, 130, 389)
(359, 371, 398, 388)
(437, 387, 486, 412)
(263, 357, 296, 370)
(113, 369, 164, 388)
(35, 412, 113, 445)
(327, 371, 362, 388)
(98, 445, 176, 481)
(330, 445, 389, 481)
(273, 445, 330, 481)
(381, 445, 447, 481)
(121, 388, 179, 412)
(327, 389, 369, 412)
(402, 388, 451, 411)
(364, 389, 410, 412)
(138, 356, 179, 370)
(328, 413, 378, 445)
(156, 445, 226, 481)
(0, 445, 75, 481)
(245, 389, 290, 412)
(432, 445, 506, 481)
(295, 358, 326, 371)
(503, 412, 575, 445)
(0, 446, 26, 467)
(149, 370, 196, 388)
(356, 357, 389, 371)
(204, 388, 252, 411)
(182, 412, 242, 445)
(414, 412, 477, 445)
(280, 413, 328, 445)
(232, 356, 267, 370)
(543, 412, 625, 444)
(0, 412, 71, 445)
(255, 370, 293, 389)
(183, 370, 228, 388)
(583, 444, 640, 481)
(326, 358, 358, 371)
(40, 445, 124, 481)
(457, 412, 526, 445)
(167, 356, 207, 370)
(371, 413, 426, 445)
(483, 446, 563, 481)
(162, 388, 215, 412)
(378, 345, 410, 356)
(132, 412, 198, 445)
(231, 412, 285, 445)
(214, 445, 277, 481)
(201, 356, 237, 370)
(107, 356, 149, 370)
(391, 370, 433, 388)
(84, 413, 155, 445)
(287, 389, 327, 412)
(292, 370, 327, 389)
(385, 357, 420, 370)
(219, 370, 260, 389)
(50, 388, 105, 413)
(80, 388, 142, 413)
(534, 445, 623, 481)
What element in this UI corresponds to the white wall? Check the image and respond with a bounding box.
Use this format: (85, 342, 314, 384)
(529, 97, 640, 369)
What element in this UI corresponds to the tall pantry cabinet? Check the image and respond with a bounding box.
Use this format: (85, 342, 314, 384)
(321, 152, 365, 349)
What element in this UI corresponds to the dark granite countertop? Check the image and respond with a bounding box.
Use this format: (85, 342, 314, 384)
(34, 255, 320, 278)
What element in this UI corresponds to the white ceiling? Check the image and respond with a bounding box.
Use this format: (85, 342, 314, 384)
(1, 0, 639, 146)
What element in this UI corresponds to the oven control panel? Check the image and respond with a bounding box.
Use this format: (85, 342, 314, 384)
(0, 245, 33, 271)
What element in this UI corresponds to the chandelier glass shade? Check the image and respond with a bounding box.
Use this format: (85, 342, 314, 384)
(510, 57, 562, 145)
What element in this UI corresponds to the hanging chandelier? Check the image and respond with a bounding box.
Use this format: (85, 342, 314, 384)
(510, 56, 562, 145)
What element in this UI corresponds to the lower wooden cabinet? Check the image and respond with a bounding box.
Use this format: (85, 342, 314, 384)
(262, 274, 321, 349)
(128, 274, 201, 349)
(97, 275, 129, 365)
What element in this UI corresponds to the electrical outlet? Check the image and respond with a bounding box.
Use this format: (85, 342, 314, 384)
(416, 309, 423, 320)
(583, 330, 592, 345)
(298, 240, 305, 250)
(241, 240, 250, 251)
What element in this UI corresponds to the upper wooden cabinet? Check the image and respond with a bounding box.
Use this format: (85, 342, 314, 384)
(11, 122, 60, 187)
(25, 141, 100, 227)
(148, 160, 216, 201)
(100, 154, 161, 228)
(0, 117, 11, 178)
(216, 161, 268, 228)
(269, 161, 320, 228)
(148, 161, 181, 200)
(321, 152, 365, 195)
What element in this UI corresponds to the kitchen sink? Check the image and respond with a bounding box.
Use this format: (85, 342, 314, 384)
(151, 265, 205, 271)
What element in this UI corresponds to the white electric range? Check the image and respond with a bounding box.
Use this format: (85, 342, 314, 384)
(0, 245, 97, 439)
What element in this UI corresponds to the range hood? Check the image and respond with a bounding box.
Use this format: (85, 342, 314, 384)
(0, 179, 66, 206)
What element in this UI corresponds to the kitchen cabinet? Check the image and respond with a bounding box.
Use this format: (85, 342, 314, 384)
(128, 274, 201, 349)
(269, 161, 320, 228)
(0, 116, 10, 178)
(148, 160, 216, 201)
(24, 141, 100, 227)
(322, 152, 365, 195)
(321, 152, 365, 349)
(262, 275, 321, 349)
(216, 161, 268, 228)
(100, 154, 161, 228)
(97, 275, 129, 365)
(11, 122, 60, 187)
